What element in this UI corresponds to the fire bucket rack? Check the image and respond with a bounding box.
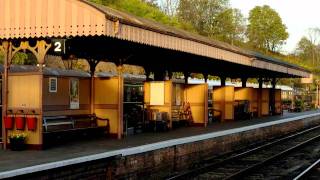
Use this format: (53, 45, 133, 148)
(4, 110, 37, 131)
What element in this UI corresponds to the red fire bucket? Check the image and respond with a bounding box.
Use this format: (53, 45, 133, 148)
(4, 116, 14, 130)
(15, 116, 25, 130)
(27, 117, 37, 131)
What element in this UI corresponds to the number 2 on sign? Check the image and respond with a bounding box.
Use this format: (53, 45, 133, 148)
(54, 42, 62, 52)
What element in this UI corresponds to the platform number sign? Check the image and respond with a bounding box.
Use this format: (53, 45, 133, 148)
(50, 39, 66, 55)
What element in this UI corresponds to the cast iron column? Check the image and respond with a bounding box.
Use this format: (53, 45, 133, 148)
(241, 77, 247, 88)
(117, 64, 124, 139)
(88, 59, 99, 115)
(258, 78, 263, 117)
(220, 76, 226, 87)
(184, 71, 190, 84)
(2, 41, 11, 150)
(204, 73, 208, 83)
(271, 78, 276, 115)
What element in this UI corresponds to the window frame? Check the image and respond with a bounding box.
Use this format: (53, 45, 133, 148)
(49, 77, 58, 93)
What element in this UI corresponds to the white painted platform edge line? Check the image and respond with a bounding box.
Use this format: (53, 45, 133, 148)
(0, 112, 319, 178)
(121, 112, 320, 156)
(0, 150, 121, 179)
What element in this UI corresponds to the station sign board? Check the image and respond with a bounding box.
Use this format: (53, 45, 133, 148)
(49, 39, 66, 56)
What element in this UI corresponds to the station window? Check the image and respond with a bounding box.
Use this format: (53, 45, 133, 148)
(49, 77, 57, 93)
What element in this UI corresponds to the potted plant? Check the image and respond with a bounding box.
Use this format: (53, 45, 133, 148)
(9, 133, 27, 151)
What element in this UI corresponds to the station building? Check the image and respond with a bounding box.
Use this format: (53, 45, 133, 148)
(0, 0, 310, 150)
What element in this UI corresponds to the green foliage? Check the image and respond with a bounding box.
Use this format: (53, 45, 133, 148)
(90, 0, 194, 31)
(247, 5, 289, 52)
(282, 99, 292, 105)
(190, 73, 204, 79)
(210, 8, 246, 45)
(296, 37, 314, 58)
(88, 0, 312, 84)
(294, 28, 320, 69)
(177, 1, 246, 46)
(11, 52, 37, 65)
(0, 51, 3, 64)
(0, 51, 36, 65)
(11, 52, 28, 65)
(294, 99, 303, 108)
(177, 0, 229, 36)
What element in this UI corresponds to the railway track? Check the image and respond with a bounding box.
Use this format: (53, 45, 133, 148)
(294, 158, 320, 180)
(167, 125, 320, 180)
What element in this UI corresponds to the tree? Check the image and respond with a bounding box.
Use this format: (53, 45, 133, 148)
(295, 32, 320, 66)
(307, 28, 320, 65)
(177, 0, 245, 45)
(296, 37, 314, 63)
(177, 0, 229, 36)
(11, 52, 37, 65)
(158, 0, 179, 16)
(210, 8, 246, 45)
(247, 5, 289, 52)
(90, 0, 194, 30)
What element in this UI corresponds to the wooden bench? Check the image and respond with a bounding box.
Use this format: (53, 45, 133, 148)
(43, 114, 109, 147)
(43, 114, 109, 133)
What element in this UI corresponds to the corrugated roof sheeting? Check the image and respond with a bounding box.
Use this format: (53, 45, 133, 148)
(0, 0, 106, 39)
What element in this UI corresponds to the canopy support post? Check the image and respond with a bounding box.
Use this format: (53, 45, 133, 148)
(1, 41, 11, 150)
(220, 76, 226, 87)
(241, 77, 247, 88)
(258, 78, 263, 117)
(116, 63, 124, 139)
(270, 78, 277, 115)
(203, 73, 208, 83)
(87, 59, 100, 115)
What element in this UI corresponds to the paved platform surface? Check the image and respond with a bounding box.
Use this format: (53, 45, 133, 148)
(0, 110, 319, 175)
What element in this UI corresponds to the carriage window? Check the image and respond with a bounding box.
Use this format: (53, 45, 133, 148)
(49, 77, 57, 93)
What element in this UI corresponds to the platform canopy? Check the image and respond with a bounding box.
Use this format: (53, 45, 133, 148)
(0, 0, 310, 78)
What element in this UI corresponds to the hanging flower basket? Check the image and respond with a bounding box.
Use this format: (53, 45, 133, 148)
(4, 116, 14, 130)
(9, 133, 27, 151)
(27, 117, 37, 131)
(15, 116, 26, 130)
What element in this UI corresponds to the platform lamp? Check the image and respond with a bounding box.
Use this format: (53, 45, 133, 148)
(62, 54, 78, 70)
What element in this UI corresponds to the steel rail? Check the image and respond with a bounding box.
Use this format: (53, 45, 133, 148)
(225, 133, 320, 179)
(167, 125, 320, 180)
(293, 158, 320, 180)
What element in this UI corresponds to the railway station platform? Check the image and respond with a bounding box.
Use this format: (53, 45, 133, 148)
(1, 110, 320, 179)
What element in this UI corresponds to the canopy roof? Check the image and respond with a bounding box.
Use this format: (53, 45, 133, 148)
(0, 0, 310, 78)
(0, 65, 91, 77)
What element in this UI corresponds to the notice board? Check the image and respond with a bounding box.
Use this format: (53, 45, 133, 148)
(150, 81, 165, 105)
